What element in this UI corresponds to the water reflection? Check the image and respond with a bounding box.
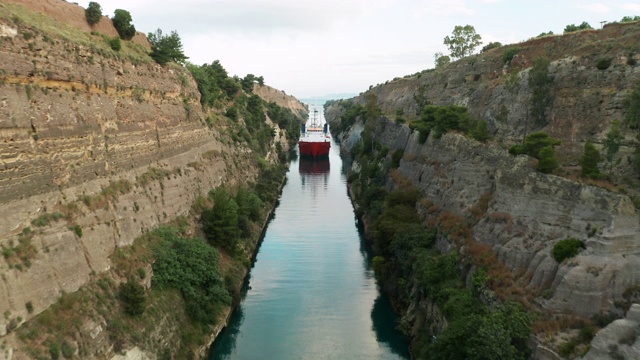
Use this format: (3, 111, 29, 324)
(299, 157, 330, 192)
(371, 294, 411, 358)
(209, 110, 409, 359)
(298, 156, 330, 175)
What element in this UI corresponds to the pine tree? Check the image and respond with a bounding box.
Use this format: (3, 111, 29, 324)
(580, 140, 602, 178)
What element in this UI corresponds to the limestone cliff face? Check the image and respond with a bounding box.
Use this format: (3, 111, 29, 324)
(335, 22, 640, 166)
(0, 1, 304, 345)
(335, 117, 640, 317)
(326, 21, 640, 319)
(253, 84, 307, 119)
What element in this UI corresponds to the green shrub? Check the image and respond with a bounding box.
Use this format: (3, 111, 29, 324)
(552, 238, 585, 262)
(108, 36, 121, 51)
(118, 280, 146, 316)
(529, 57, 553, 126)
(112, 9, 136, 40)
(625, 82, 640, 128)
(596, 57, 612, 70)
(61, 340, 74, 359)
(136, 267, 146, 279)
(85, 2, 102, 25)
(558, 339, 577, 357)
(152, 228, 230, 325)
(481, 41, 502, 53)
(536, 146, 559, 173)
(69, 225, 83, 238)
(621, 15, 640, 23)
(564, 21, 592, 33)
(469, 120, 490, 142)
(580, 140, 602, 178)
(502, 47, 519, 63)
(25, 301, 33, 313)
(202, 187, 240, 252)
(49, 340, 61, 360)
(148, 29, 188, 65)
(391, 149, 404, 169)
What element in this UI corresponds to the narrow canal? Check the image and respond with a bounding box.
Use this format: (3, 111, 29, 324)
(209, 106, 410, 359)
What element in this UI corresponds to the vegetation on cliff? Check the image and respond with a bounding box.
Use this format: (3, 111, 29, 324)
(347, 119, 533, 358)
(0, 2, 305, 358)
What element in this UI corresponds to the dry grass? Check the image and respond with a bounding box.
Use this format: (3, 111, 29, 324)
(390, 169, 413, 189)
(468, 193, 492, 221)
(403, 154, 417, 162)
(0, 3, 150, 64)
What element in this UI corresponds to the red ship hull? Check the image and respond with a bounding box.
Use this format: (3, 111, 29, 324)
(299, 141, 330, 158)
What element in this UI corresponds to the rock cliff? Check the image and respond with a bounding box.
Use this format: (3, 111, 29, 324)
(336, 21, 640, 166)
(326, 20, 640, 358)
(0, 1, 305, 358)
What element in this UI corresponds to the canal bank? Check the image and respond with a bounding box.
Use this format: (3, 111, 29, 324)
(208, 109, 409, 359)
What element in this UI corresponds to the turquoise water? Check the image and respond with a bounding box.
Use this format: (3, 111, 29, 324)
(209, 126, 410, 359)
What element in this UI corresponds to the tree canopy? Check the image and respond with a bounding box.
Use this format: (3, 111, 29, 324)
(434, 52, 451, 69)
(443, 25, 482, 59)
(148, 29, 188, 65)
(621, 15, 640, 23)
(529, 57, 553, 127)
(580, 140, 602, 178)
(202, 187, 240, 253)
(603, 120, 623, 174)
(564, 21, 593, 33)
(481, 42, 502, 53)
(112, 9, 136, 40)
(85, 2, 102, 26)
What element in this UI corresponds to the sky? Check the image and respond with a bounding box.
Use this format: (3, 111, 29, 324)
(76, 0, 640, 99)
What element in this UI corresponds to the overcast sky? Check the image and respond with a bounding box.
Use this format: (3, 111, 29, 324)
(76, 0, 640, 99)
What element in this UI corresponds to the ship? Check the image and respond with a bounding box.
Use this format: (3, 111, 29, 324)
(299, 108, 331, 158)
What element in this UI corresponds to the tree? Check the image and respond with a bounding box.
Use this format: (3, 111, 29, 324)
(241, 74, 257, 93)
(148, 29, 188, 65)
(481, 42, 502, 53)
(469, 120, 490, 142)
(365, 91, 381, 122)
(603, 120, 623, 174)
(201, 187, 240, 252)
(85, 2, 102, 26)
(108, 36, 121, 51)
(564, 21, 593, 33)
(522, 131, 560, 157)
(434, 52, 451, 69)
(621, 16, 640, 23)
(536, 146, 559, 173)
(118, 280, 145, 316)
(580, 140, 602, 178)
(443, 25, 482, 59)
(112, 9, 136, 40)
(626, 82, 640, 128)
(510, 132, 561, 173)
(529, 57, 553, 127)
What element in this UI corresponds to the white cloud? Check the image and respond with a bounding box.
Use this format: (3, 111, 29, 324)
(577, 3, 611, 13)
(620, 2, 640, 12)
(413, 0, 475, 17)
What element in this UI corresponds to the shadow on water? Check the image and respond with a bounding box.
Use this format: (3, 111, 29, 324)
(208, 305, 244, 359)
(371, 294, 412, 358)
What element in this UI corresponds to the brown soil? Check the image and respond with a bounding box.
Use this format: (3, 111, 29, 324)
(4, 0, 150, 48)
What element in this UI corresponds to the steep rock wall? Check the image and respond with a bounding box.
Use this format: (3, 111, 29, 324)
(254, 84, 307, 119)
(333, 22, 640, 165)
(333, 116, 640, 318)
(0, 13, 285, 338)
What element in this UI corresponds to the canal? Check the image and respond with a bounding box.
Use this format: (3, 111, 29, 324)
(209, 107, 410, 359)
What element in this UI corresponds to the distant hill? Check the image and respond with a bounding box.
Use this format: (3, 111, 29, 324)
(299, 93, 358, 105)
